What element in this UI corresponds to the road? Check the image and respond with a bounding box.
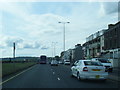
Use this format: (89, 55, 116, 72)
(2, 64, 119, 88)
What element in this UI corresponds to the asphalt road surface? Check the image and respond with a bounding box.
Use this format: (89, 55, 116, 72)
(2, 64, 119, 88)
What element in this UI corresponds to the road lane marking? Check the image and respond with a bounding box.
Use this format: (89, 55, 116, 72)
(0, 65, 36, 85)
(53, 72, 55, 75)
(57, 77, 60, 80)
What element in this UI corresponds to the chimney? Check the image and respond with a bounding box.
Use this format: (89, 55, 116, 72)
(108, 24, 114, 29)
(75, 44, 81, 48)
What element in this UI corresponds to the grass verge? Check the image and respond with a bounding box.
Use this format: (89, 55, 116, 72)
(2, 62, 36, 77)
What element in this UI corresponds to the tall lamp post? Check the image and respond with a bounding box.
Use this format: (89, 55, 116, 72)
(52, 42, 57, 57)
(58, 21, 70, 52)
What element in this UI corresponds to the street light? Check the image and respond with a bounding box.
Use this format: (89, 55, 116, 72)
(58, 21, 70, 52)
(52, 42, 57, 57)
(52, 42, 57, 60)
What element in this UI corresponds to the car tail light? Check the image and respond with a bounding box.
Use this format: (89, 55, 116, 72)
(104, 66, 108, 72)
(83, 67, 88, 71)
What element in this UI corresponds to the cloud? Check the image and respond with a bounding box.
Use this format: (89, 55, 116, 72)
(18, 13, 69, 40)
(20, 41, 41, 49)
(1, 2, 118, 58)
(41, 46, 49, 50)
(6, 38, 23, 47)
(0, 35, 42, 49)
(101, 2, 118, 15)
(0, 35, 23, 48)
(0, 2, 29, 19)
(98, 3, 105, 17)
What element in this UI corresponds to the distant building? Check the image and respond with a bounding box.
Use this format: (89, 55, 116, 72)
(62, 51, 69, 60)
(60, 49, 72, 62)
(60, 44, 83, 63)
(73, 44, 83, 61)
(70, 44, 83, 62)
(82, 42, 87, 59)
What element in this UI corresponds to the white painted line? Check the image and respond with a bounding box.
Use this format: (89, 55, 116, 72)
(57, 77, 60, 80)
(53, 72, 55, 75)
(0, 65, 35, 85)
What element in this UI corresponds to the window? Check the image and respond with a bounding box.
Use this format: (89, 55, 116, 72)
(77, 61, 82, 66)
(97, 58, 111, 63)
(84, 61, 103, 66)
(74, 60, 79, 65)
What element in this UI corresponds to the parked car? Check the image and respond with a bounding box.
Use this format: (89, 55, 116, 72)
(64, 60, 70, 65)
(71, 60, 108, 81)
(51, 60, 58, 66)
(91, 58, 113, 72)
(59, 61, 63, 64)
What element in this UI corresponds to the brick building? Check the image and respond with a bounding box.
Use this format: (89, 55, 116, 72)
(104, 21, 120, 50)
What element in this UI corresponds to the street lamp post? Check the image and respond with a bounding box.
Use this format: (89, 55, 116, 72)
(52, 42, 57, 60)
(58, 21, 70, 52)
(52, 42, 57, 57)
(13, 42, 16, 71)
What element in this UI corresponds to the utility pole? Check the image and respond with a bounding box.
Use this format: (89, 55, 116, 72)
(13, 42, 15, 71)
(13, 42, 15, 58)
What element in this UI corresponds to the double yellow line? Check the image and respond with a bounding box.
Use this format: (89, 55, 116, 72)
(0, 65, 35, 85)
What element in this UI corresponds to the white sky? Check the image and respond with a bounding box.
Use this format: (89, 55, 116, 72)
(0, 0, 119, 58)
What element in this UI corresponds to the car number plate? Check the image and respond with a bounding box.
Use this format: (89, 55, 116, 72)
(92, 69, 101, 71)
(95, 75, 100, 79)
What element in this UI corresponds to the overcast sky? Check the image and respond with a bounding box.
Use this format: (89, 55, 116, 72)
(0, 0, 119, 58)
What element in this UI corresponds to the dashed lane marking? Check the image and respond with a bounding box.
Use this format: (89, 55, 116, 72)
(53, 72, 55, 75)
(57, 77, 60, 80)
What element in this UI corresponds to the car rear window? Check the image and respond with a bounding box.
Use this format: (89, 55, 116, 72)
(66, 61, 70, 62)
(84, 61, 103, 66)
(97, 59, 111, 63)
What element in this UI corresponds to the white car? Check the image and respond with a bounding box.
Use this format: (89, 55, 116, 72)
(64, 60, 70, 65)
(71, 60, 108, 81)
(91, 58, 113, 72)
(51, 60, 58, 66)
(59, 61, 63, 64)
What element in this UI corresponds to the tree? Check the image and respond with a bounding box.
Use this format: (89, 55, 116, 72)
(55, 56, 60, 61)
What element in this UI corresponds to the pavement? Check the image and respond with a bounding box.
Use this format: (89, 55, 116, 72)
(108, 67, 120, 82)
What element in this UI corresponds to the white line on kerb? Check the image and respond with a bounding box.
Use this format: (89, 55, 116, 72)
(57, 77, 60, 80)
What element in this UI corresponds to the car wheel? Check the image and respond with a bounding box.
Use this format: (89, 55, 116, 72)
(77, 72, 81, 81)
